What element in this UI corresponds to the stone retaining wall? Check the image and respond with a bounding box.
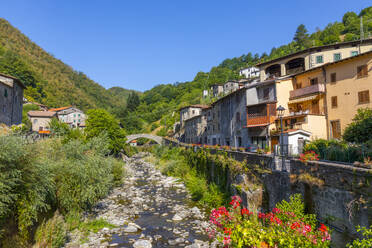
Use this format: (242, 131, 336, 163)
(163, 137, 372, 246)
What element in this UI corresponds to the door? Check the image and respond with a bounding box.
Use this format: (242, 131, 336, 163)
(331, 120, 341, 139)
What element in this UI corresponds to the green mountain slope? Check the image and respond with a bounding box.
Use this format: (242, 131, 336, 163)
(0, 18, 133, 111)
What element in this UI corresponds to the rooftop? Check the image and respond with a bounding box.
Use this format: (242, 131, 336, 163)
(0, 72, 26, 89)
(256, 38, 372, 67)
(27, 111, 57, 117)
(49, 106, 72, 112)
(179, 104, 210, 111)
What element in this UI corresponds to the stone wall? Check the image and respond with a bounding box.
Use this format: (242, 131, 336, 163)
(163, 137, 372, 246)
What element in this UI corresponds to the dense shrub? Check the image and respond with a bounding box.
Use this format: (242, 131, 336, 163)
(303, 139, 370, 163)
(0, 134, 126, 246)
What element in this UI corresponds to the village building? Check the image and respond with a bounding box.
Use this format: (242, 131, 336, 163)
(0, 73, 25, 126)
(205, 104, 221, 145)
(27, 111, 57, 134)
(212, 87, 249, 148)
(257, 38, 372, 82)
(184, 113, 207, 144)
(324, 50, 372, 139)
(223, 80, 242, 95)
(49, 106, 86, 128)
(179, 104, 209, 128)
(129, 140, 137, 146)
(239, 66, 260, 79)
(210, 84, 224, 97)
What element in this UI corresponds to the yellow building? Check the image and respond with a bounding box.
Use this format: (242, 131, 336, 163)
(324, 50, 372, 139)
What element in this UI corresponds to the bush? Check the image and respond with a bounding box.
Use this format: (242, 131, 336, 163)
(34, 211, 67, 248)
(347, 225, 372, 248)
(343, 108, 372, 144)
(0, 134, 126, 246)
(303, 139, 369, 163)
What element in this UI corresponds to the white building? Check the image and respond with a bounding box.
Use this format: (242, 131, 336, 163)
(239, 66, 260, 79)
(49, 106, 86, 128)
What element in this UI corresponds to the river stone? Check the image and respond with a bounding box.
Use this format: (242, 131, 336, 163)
(172, 214, 183, 221)
(133, 239, 152, 248)
(123, 225, 138, 233)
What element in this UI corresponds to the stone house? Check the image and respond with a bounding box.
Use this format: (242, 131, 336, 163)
(27, 111, 57, 133)
(210, 84, 224, 97)
(179, 104, 209, 128)
(0, 73, 25, 126)
(214, 87, 249, 148)
(257, 38, 372, 82)
(184, 113, 207, 144)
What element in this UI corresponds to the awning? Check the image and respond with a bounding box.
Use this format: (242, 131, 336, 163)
(244, 123, 270, 128)
(288, 94, 318, 104)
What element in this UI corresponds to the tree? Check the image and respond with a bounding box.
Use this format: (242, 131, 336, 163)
(343, 108, 372, 144)
(85, 109, 126, 154)
(126, 92, 140, 112)
(293, 24, 310, 49)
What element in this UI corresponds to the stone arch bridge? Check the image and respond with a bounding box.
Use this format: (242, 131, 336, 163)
(126, 134, 164, 145)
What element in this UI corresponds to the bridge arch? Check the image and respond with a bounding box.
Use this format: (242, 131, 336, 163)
(126, 134, 163, 145)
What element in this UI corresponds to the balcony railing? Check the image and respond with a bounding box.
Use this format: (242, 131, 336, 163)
(289, 84, 325, 99)
(247, 115, 276, 127)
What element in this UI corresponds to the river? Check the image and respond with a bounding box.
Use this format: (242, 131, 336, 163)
(65, 152, 215, 248)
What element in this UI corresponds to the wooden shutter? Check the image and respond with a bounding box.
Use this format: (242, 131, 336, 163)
(358, 90, 370, 104)
(330, 73, 336, 83)
(331, 96, 338, 108)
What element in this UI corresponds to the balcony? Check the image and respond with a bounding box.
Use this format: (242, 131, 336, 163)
(246, 114, 276, 127)
(289, 84, 325, 99)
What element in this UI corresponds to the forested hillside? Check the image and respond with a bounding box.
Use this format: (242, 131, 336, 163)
(0, 18, 134, 111)
(0, 7, 371, 135)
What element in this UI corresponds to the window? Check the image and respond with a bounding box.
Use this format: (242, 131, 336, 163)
(358, 90, 370, 104)
(78, 114, 80, 117)
(316, 55, 323, 64)
(333, 53, 341, 61)
(357, 65, 368, 78)
(296, 83, 302, 89)
(351, 51, 358, 56)
(330, 73, 337, 83)
(4, 89, 7, 97)
(331, 96, 338, 108)
(310, 78, 318, 85)
(192, 110, 195, 114)
(74, 120, 76, 123)
(263, 88, 270, 99)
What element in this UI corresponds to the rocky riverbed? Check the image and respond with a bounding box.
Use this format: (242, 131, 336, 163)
(65, 152, 217, 248)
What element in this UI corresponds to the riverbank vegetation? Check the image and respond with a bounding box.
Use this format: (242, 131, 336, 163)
(145, 146, 230, 208)
(0, 120, 127, 247)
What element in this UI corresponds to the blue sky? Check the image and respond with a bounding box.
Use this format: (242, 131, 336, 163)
(1, 1, 371, 91)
